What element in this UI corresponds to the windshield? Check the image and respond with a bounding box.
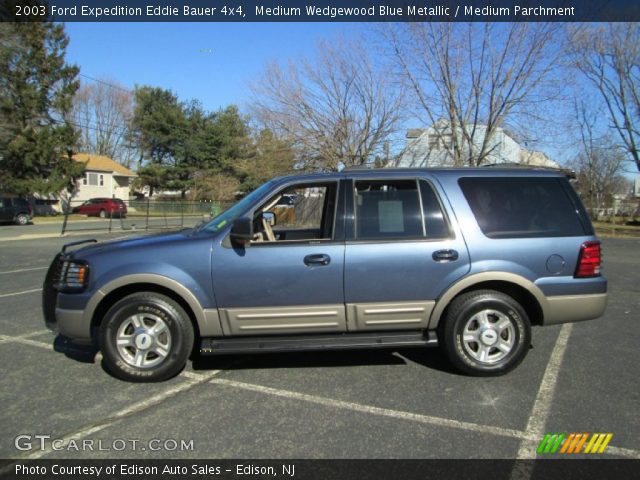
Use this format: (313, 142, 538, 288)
(198, 180, 276, 234)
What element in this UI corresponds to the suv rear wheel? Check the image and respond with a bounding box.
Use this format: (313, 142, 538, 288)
(439, 289, 530, 376)
(99, 292, 194, 382)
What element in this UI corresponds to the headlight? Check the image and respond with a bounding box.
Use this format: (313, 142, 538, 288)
(54, 259, 89, 291)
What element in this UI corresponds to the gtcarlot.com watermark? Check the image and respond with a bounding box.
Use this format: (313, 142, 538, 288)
(15, 434, 194, 452)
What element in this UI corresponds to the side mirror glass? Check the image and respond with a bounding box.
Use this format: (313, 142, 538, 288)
(262, 211, 275, 226)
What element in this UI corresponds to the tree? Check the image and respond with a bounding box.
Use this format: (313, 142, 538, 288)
(0, 19, 82, 195)
(130, 86, 256, 198)
(237, 129, 296, 191)
(129, 86, 189, 196)
(568, 23, 640, 172)
(251, 39, 404, 171)
(130, 86, 185, 167)
(571, 101, 627, 216)
(383, 23, 561, 166)
(72, 79, 135, 167)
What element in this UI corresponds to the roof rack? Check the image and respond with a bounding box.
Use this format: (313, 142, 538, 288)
(342, 164, 375, 172)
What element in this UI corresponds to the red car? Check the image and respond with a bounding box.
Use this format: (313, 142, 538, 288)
(72, 198, 127, 218)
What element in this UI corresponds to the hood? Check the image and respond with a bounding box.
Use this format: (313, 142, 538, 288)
(69, 229, 196, 258)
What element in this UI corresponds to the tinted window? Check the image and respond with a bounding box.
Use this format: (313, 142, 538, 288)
(355, 180, 423, 239)
(459, 177, 588, 238)
(419, 181, 451, 239)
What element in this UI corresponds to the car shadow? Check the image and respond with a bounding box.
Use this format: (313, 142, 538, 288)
(50, 336, 461, 377)
(53, 335, 99, 363)
(192, 346, 461, 375)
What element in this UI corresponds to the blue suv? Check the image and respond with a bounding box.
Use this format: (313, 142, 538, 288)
(43, 168, 607, 381)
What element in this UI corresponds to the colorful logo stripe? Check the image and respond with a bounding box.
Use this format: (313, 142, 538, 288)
(537, 433, 612, 454)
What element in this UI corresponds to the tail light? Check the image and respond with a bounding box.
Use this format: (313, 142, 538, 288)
(575, 241, 601, 278)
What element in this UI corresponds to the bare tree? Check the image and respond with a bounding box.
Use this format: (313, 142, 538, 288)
(568, 23, 640, 172)
(72, 79, 135, 167)
(571, 100, 627, 216)
(250, 39, 404, 171)
(383, 23, 562, 166)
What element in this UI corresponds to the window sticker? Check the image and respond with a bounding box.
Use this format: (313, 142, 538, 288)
(378, 200, 404, 232)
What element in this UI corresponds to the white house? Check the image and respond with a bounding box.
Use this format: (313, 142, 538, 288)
(397, 120, 561, 169)
(72, 153, 137, 202)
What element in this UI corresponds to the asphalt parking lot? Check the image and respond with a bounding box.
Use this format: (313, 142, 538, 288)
(0, 232, 638, 460)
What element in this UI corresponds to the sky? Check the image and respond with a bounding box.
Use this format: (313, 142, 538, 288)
(62, 22, 638, 179)
(64, 22, 363, 112)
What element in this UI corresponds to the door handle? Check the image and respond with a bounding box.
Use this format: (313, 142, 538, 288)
(304, 254, 331, 266)
(432, 249, 458, 262)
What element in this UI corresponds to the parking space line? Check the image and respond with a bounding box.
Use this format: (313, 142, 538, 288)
(0, 288, 42, 298)
(0, 330, 51, 346)
(0, 266, 48, 275)
(516, 324, 573, 459)
(18, 330, 50, 338)
(211, 378, 528, 440)
(181, 370, 207, 381)
(0, 335, 53, 351)
(606, 445, 640, 459)
(9, 369, 223, 462)
(213, 377, 640, 460)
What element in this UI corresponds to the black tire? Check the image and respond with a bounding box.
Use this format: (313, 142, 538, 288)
(99, 292, 194, 382)
(438, 289, 531, 376)
(15, 213, 29, 225)
(99, 209, 106, 218)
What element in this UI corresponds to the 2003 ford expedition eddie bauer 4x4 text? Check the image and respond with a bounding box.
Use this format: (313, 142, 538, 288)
(43, 168, 607, 382)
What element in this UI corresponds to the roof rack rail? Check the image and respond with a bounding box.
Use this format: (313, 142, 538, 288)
(342, 164, 375, 171)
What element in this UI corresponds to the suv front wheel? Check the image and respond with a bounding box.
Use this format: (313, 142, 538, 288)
(99, 292, 194, 382)
(15, 213, 29, 225)
(439, 289, 531, 376)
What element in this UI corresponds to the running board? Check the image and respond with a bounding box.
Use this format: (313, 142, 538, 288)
(200, 330, 438, 355)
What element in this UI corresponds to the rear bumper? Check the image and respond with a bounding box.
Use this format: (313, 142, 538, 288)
(544, 293, 608, 326)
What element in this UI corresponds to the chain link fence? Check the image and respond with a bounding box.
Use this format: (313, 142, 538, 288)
(60, 198, 232, 234)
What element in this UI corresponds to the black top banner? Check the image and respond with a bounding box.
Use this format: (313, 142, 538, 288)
(2, 0, 640, 22)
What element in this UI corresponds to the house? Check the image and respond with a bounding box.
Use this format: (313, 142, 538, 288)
(72, 153, 137, 202)
(397, 120, 561, 170)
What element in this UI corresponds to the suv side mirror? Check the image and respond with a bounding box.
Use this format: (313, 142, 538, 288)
(230, 217, 253, 244)
(262, 211, 275, 226)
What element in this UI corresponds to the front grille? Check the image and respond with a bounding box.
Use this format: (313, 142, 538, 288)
(51, 256, 66, 286)
(42, 254, 62, 329)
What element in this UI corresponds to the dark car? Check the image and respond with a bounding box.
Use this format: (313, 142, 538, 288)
(44, 168, 607, 382)
(0, 196, 33, 225)
(72, 198, 127, 218)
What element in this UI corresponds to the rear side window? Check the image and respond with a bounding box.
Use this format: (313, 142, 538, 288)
(459, 177, 589, 238)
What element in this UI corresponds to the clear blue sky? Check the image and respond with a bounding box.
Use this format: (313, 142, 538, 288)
(62, 22, 638, 178)
(64, 22, 363, 111)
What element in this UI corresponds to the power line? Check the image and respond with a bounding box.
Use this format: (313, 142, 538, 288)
(51, 116, 130, 137)
(78, 74, 132, 94)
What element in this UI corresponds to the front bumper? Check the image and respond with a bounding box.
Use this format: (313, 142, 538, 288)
(42, 250, 93, 340)
(53, 308, 89, 338)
